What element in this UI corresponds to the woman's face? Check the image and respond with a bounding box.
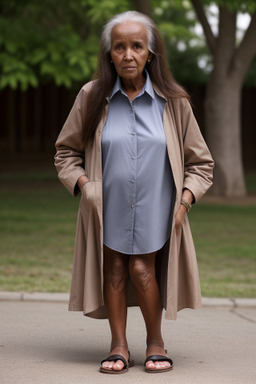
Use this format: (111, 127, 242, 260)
(110, 21, 151, 84)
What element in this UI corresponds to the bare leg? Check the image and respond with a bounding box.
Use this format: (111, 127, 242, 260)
(101, 246, 129, 372)
(129, 253, 171, 371)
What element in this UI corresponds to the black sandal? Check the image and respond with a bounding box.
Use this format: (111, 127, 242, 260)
(100, 351, 134, 374)
(144, 354, 173, 373)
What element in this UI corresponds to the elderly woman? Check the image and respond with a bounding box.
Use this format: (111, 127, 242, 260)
(55, 11, 214, 374)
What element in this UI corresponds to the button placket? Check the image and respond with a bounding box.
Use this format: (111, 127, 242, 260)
(128, 100, 137, 251)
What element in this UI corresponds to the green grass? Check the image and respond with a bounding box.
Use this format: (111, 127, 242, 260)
(190, 204, 256, 297)
(0, 172, 256, 297)
(0, 180, 79, 292)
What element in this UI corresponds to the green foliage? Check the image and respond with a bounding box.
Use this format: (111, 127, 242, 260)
(86, 0, 129, 23)
(153, 0, 209, 83)
(0, 0, 209, 89)
(199, 0, 256, 13)
(0, 0, 130, 90)
(0, 0, 255, 89)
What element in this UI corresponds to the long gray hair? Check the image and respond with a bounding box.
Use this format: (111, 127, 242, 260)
(101, 11, 155, 54)
(81, 11, 189, 147)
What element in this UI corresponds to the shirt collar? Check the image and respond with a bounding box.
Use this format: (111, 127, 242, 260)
(110, 70, 155, 100)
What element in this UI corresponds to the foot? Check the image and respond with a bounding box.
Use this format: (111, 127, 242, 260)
(101, 346, 130, 372)
(145, 344, 172, 372)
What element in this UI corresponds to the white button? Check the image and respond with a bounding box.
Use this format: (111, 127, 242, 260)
(131, 204, 134, 208)
(132, 132, 135, 136)
(132, 156, 135, 160)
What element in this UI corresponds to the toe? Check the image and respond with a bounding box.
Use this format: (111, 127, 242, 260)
(156, 361, 171, 369)
(145, 360, 155, 369)
(112, 360, 125, 371)
(102, 361, 115, 370)
(154, 361, 162, 369)
(146, 359, 171, 371)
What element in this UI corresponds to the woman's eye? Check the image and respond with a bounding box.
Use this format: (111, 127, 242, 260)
(114, 44, 123, 51)
(135, 43, 141, 49)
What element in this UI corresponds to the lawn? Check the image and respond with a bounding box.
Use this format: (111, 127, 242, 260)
(0, 172, 78, 293)
(0, 170, 256, 298)
(191, 204, 256, 297)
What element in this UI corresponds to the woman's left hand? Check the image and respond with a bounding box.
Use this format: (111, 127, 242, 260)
(175, 204, 187, 232)
(175, 189, 194, 232)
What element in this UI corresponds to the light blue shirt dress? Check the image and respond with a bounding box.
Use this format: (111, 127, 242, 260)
(101, 72, 176, 255)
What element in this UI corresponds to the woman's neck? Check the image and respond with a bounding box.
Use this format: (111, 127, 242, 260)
(121, 76, 146, 101)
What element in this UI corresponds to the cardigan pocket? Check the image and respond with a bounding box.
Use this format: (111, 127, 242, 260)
(81, 181, 102, 213)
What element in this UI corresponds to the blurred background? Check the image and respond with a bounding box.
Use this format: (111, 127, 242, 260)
(0, 0, 255, 298)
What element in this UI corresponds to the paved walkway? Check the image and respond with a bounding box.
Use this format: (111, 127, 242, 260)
(1, 294, 256, 384)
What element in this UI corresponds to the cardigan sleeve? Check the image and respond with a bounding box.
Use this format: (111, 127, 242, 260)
(179, 98, 214, 202)
(54, 85, 90, 196)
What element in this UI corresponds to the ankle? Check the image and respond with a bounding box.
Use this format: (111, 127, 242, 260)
(146, 337, 164, 349)
(110, 340, 128, 352)
(146, 339, 167, 356)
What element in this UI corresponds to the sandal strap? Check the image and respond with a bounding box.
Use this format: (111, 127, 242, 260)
(144, 355, 173, 366)
(101, 354, 128, 369)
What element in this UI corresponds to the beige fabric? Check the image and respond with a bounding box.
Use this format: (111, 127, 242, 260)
(55, 81, 214, 320)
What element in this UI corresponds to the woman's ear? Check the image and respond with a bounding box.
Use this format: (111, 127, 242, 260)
(147, 51, 153, 62)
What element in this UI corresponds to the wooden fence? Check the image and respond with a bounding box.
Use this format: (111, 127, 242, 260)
(0, 83, 255, 171)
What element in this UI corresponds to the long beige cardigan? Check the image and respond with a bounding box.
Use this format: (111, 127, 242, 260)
(55, 80, 214, 320)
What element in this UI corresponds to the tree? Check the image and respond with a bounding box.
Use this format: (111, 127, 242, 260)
(0, 0, 130, 89)
(1, 0, 256, 197)
(0, 0, 191, 89)
(133, 0, 256, 196)
(151, 0, 209, 84)
(190, 0, 256, 196)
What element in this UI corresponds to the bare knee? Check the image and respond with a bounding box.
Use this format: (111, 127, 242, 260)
(129, 256, 155, 292)
(104, 254, 129, 291)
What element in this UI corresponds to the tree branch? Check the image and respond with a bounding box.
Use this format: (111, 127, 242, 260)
(190, 0, 216, 54)
(130, 0, 152, 16)
(217, 5, 237, 74)
(231, 11, 256, 82)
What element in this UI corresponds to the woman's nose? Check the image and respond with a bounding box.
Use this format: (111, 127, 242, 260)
(124, 48, 133, 60)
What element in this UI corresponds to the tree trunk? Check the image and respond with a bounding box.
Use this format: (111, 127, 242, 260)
(130, 0, 152, 16)
(205, 74, 246, 196)
(202, 5, 250, 197)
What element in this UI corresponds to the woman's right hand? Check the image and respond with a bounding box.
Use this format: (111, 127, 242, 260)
(77, 175, 90, 191)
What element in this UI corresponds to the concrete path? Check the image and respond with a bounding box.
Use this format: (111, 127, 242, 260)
(0, 296, 256, 384)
